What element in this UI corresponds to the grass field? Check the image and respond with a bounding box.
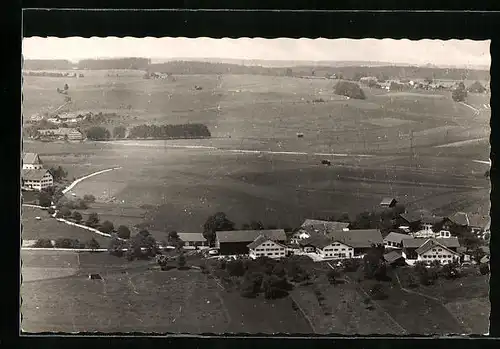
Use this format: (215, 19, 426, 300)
(21, 206, 112, 247)
(21, 250, 312, 334)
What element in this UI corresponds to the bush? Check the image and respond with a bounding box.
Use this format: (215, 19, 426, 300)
(108, 238, 126, 257)
(38, 192, 52, 207)
(33, 238, 53, 248)
(440, 262, 461, 279)
(468, 81, 486, 93)
(86, 238, 100, 250)
(99, 220, 114, 234)
(226, 259, 246, 277)
(83, 194, 96, 203)
(47, 207, 55, 215)
(262, 275, 289, 299)
(479, 263, 490, 275)
(452, 82, 467, 102)
(117, 225, 131, 239)
(71, 211, 83, 223)
(343, 258, 361, 272)
(54, 238, 84, 249)
(86, 212, 99, 227)
(327, 269, 341, 285)
(177, 253, 187, 268)
(334, 81, 366, 100)
(56, 207, 71, 218)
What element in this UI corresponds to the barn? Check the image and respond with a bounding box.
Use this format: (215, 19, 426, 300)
(215, 229, 287, 256)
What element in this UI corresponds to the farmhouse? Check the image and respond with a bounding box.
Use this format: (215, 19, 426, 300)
(21, 169, 53, 191)
(177, 233, 209, 248)
(23, 153, 44, 170)
(467, 214, 490, 236)
(215, 229, 286, 256)
(299, 229, 383, 258)
(248, 235, 287, 259)
(380, 197, 398, 208)
(398, 210, 444, 231)
(383, 232, 411, 249)
(38, 128, 84, 141)
(402, 237, 460, 264)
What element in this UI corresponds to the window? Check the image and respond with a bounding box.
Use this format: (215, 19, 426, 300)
(342, 248, 346, 251)
(334, 248, 338, 251)
(438, 249, 442, 252)
(438, 255, 442, 258)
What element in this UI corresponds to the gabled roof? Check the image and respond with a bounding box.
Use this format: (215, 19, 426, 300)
(448, 212, 470, 226)
(415, 239, 459, 255)
(384, 232, 412, 244)
(384, 250, 404, 263)
(22, 169, 51, 181)
(23, 153, 42, 165)
(380, 197, 397, 206)
(177, 232, 206, 242)
(484, 218, 491, 232)
(216, 229, 286, 243)
(403, 237, 460, 249)
(330, 229, 383, 248)
(247, 234, 287, 249)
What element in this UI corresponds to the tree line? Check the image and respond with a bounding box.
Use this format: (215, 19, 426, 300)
(77, 58, 151, 70)
(84, 123, 211, 141)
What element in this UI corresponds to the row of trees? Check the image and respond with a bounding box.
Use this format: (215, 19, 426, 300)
(127, 123, 211, 139)
(34, 237, 100, 249)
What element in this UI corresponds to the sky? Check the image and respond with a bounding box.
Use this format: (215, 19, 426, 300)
(22, 37, 491, 68)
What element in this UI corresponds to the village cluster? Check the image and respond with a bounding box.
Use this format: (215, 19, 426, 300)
(22, 152, 491, 269)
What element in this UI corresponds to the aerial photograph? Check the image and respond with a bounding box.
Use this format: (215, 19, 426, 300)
(20, 37, 490, 335)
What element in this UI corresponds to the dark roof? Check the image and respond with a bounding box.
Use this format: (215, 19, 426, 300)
(399, 209, 443, 224)
(216, 229, 286, 243)
(22, 169, 51, 181)
(330, 229, 383, 248)
(298, 232, 333, 249)
(403, 237, 460, 249)
(447, 212, 469, 226)
(384, 232, 411, 244)
(380, 197, 397, 206)
(384, 250, 404, 263)
(177, 233, 206, 242)
(23, 153, 42, 165)
(247, 234, 287, 249)
(415, 239, 460, 255)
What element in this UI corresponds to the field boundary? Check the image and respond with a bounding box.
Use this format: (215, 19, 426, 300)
(288, 293, 317, 333)
(394, 271, 441, 302)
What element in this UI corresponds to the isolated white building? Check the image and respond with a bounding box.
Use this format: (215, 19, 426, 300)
(23, 153, 44, 170)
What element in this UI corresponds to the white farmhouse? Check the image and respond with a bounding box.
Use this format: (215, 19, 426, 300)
(248, 234, 287, 259)
(22, 153, 44, 170)
(22, 169, 53, 191)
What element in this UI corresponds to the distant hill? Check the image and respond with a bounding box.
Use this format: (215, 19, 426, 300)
(23, 59, 74, 70)
(22, 57, 490, 81)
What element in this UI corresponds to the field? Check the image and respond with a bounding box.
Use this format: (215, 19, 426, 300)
(21, 71, 490, 333)
(21, 250, 312, 334)
(21, 206, 111, 247)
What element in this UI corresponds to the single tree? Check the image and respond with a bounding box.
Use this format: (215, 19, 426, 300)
(108, 237, 126, 257)
(71, 211, 83, 223)
(249, 220, 264, 230)
(64, 83, 69, 91)
(452, 82, 468, 102)
(480, 263, 490, 275)
(203, 212, 235, 246)
(113, 125, 127, 139)
(117, 225, 131, 239)
(86, 212, 99, 227)
(100, 220, 115, 234)
(57, 206, 72, 218)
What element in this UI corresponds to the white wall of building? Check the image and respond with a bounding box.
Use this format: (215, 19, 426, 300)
(319, 241, 354, 259)
(249, 240, 286, 259)
(417, 246, 460, 264)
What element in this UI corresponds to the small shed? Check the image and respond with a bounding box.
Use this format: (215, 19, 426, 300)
(89, 273, 102, 280)
(380, 198, 398, 208)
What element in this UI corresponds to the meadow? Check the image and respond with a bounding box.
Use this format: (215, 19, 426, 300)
(22, 71, 490, 233)
(21, 250, 312, 334)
